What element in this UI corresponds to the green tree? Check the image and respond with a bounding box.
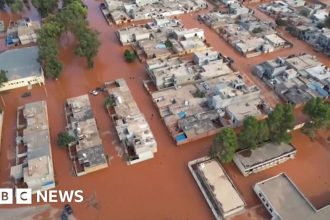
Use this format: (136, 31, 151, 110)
(74, 26, 100, 68)
(165, 39, 173, 48)
(104, 97, 115, 109)
(57, 132, 75, 147)
(302, 97, 330, 138)
(9, 0, 23, 13)
(239, 116, 259, 149)
(37, 0, 99, 77)
(210, 128, 238, 163)
(124, 50, 136, 63)
(0, 69, 8, 87)
(275, 18, 287, 26)
(32, 0, 57, 18)
(267, 104, 295, 143)
(257, 120, 270, 144)
(44, 58, 63, 79)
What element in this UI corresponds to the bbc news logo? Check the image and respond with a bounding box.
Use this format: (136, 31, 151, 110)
(0, 189, 84, 204)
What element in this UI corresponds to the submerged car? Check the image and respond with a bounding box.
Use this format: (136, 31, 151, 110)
(89, 90, 99, 96)
(21, 92, 31, 98)
(64, 204, 73, 215)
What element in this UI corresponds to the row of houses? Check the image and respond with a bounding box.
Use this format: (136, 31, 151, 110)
(258, 0, 330, 56)
(253, 53, 330, 105)
(199, 10, 290, 57)
(5, 17, 39, 46)
(64, 95, 108, 176)
(107, 79, 157, 164)
(116, 21, 208, 60)
(10, 101, 55, 194)
(104, 0, 207, 25)
(8, 94, 112, 194)
(148, 50, 269, 144)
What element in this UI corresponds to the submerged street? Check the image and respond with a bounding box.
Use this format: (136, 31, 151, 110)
(0, 0, 329, 219)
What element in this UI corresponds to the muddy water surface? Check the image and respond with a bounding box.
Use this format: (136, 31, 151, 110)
(0, 1, 329, 220)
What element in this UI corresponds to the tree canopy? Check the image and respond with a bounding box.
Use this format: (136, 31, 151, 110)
(267, 104, 295, 144)
(210, 128, 238, 163)
(302, 97, 330, 138)
(57, 132, 75, 147)
(37, 0, 99, 78)
(0, 69, 8, 87)
(124, 50, 136, 63)
(239, 116, 259, 149)
(32, 0, 57, 18)
(0, 0, 24, 13)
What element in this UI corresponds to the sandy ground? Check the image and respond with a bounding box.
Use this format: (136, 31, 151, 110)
(0, 0, 329, 220)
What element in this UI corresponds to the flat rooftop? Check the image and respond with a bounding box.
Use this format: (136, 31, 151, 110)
(235, 142, 296, 169)
(255, 173, 330, 220)
(66, 94, 94, 122)
(193, 159, 246, 216)
(0, 46, 42, 80)
(66, 95, 107, 169)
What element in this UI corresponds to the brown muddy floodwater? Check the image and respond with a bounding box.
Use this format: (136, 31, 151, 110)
(0, 0, 329, 220)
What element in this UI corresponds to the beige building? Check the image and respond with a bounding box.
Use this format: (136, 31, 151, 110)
(10, 101, 55, 194)
(254, 173, 330, 220)
(0, 46, 44, 92)
(147, 55, 232, 90)
(65, 95, 108, 176)
(189, 157, 246, 219)
(108, 79, 157, 164)
(234, 142, 297, 176)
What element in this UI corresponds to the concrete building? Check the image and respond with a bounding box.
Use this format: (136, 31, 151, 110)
(201, 11, 289, 57)
(150, 72, 268, 144)
(108, 79, 157, 164)
(134, 0, 158, 6)
(10, 101, 55, 194)
(254, 173, 330, 220)
(234, 142, 297, 176)
(6, 18, 38, 46)
(253, 54, 329, 105)
(284, 0, 306, 7)
(209, 79, 264, 124)
(147, 56, 232, 90)
(0, 46, 44, 92)
(108, 0, 207, 25)
(147, 18, 182, 30)
(188, 157, 246, 219)
(193, 50, 220, 66)
(116, 26, 153, 45)
(173, 28, 205, 40)
(65, 95, 108, 176)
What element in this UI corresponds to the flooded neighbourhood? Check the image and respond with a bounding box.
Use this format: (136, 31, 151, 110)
(0, 0, 329, 220)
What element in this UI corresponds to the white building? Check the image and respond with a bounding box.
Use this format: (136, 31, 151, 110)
(134, 0, 159, 6)
(233, 142, 297, 176)
(254, 173, 330, 220)
(188, 157, 246, 219)
(173, 28, 205, 40)
(193, 50, 220, 66)
(10, 101, 55, 194)
(108, 79, 157, 165)
(0, 46, 44, 92)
